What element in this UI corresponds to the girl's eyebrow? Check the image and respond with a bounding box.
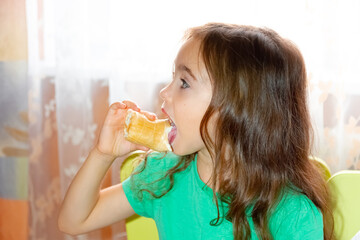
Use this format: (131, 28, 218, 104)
(178, 64, 197, 81)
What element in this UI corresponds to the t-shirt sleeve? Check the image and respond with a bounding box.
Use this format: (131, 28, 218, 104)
(122, 152, 179, 219)
(271, 192, 324, 240)
(122, 176, 154, 218)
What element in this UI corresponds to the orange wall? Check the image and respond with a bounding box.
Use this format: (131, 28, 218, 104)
(0, 0, 29, 239)
(0, 198, 28, 240)
(0, 0, 28, 61)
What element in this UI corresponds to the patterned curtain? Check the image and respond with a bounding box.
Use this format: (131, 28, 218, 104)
(1, 0, 359, 240)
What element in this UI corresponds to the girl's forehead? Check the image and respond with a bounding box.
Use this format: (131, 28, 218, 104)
(173, 38, 212, 87)
(174, 39, 200, 63)
(173, 39, 205, 76)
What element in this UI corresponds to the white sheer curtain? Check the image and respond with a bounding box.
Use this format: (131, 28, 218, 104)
(26, 0, 120, 239)
(108, 0, 360, 173)
(24, 0, 360, 239)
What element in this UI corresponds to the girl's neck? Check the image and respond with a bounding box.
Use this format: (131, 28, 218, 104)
(197, 149, 215, 189)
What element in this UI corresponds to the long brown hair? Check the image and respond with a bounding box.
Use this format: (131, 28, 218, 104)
(134, 23, 334, 239)
(187, 23, 334, 239)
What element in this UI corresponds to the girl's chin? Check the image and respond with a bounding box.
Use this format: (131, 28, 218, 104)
(170, 142, 184, 156)
(170, 143, 196, 157)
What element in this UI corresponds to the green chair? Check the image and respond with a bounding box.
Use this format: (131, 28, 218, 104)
(327, 170, 360, 240)
(120, 151, 159, 240)
(309, 156, 332, 181)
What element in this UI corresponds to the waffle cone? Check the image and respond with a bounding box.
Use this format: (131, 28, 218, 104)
(124, 109, 172, 152)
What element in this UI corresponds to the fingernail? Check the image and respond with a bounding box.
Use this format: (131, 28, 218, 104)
(120, 102, 127, 108)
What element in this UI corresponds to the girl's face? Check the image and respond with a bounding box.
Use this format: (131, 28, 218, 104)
(160, 38, 213, 156)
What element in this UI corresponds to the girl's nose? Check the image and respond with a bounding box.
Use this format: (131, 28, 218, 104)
(159, 84, 170, 101)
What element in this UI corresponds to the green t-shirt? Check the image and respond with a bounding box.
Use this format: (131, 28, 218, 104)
(122, 152, 323, 240)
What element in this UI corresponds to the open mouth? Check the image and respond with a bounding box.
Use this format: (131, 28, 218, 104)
(168, 121, 177, 145)
(162, 108, 177, 145)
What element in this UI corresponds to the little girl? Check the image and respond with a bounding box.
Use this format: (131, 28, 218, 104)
(58, 23, 333, 239)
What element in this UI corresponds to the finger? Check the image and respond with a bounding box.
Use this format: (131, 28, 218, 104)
(109, 102, 126, 110)
(118, 102, 127, 109)
(122, 100, 140, 112)
(140, 110, 157, 121)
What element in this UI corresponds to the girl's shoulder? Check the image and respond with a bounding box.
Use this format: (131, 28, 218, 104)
(125, 151, 182, 183)
(137, 151, 181, 174)
(277, 186, 321, 213)
(124, 151, 189, 203)
(269, 186, 324, 239)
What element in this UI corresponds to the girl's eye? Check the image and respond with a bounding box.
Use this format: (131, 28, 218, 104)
(180, 79, 190, 89)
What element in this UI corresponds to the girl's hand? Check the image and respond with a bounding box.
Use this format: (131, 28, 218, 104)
(96, 100, 157, 159)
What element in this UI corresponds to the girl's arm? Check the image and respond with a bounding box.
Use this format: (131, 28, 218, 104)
(58, 101, 155, 235)
(58, 148, 134, 235)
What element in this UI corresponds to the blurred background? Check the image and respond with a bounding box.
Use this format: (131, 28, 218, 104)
(0, 0, 359, 239)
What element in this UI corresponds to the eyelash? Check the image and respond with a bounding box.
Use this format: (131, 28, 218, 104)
(180, 79, 190, 89)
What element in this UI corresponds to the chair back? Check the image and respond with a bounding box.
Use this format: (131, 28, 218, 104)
(327, 170, 360, 240)
(310, 156, 332, 181)
(120, 151, 159, 240)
